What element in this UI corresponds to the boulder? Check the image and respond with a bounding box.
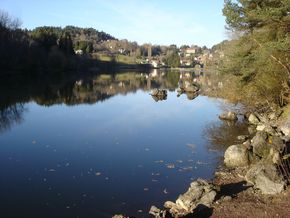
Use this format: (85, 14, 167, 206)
(184, 85, 199, 93)
(219, 111, 238, 121)
(151, 94, 167, 102)
(151, 89, 167, 96)
(163, 179, 216, 217)
(224, 144, 249, 168)
(248, 113, 260, 125)
(149, 206, 167, 218)
(186, 92, 199, 100)
(245, 163, 285, 195)
(251, 131, 270, 158)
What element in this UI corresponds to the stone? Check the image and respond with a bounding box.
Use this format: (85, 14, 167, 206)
(248, 126, 257, 135)
(151, 89, 159, 96)
(251, 131, 270, 158)
(219, 111, 238, 121)
(221, 196, 232, 201)
(256, 124, 266, 131)
(269, 135, 285, 152)
(248, 113, 260, 125)
(268, 112, 276, 120)
(163, 179, 216, 217)
(280, 126, 290, 137)
(151, 89, 167, 96)
(245, 163, 285, 195)
(237, 135, 248, 141)
(149, 205, 167, 218)
(184, 85, 199, 93)
(112, 215, 126, 218)
(224, 144, 249, 168)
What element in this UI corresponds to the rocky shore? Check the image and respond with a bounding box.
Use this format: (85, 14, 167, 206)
(114, 108, 290, 218)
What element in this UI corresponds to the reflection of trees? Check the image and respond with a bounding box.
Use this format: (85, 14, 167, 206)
(203, 120, 249, 152)
(0, 71, 184, 109)
(0, 103, 26, 133)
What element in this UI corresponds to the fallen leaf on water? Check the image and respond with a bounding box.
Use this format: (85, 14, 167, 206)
(154, 160, 164, 163)
(166, 164, 175, 169)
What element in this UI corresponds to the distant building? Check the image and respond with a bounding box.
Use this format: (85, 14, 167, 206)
(150, 60, 159, 68)
(75, 49, 83, 55)
(185, 48, 197, 57)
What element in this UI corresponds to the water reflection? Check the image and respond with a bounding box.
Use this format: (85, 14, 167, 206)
(0, 103, 26, 132)
(203, 119, 249, 151)
(0, 70, 248, 218)
(0, 70, 200, 110)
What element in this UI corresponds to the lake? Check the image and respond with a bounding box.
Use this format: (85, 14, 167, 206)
(0, 70, 248, 218)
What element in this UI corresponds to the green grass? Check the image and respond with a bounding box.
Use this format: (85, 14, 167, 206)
(93, 53, 140, 64)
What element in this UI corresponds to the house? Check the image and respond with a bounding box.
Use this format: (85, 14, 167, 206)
(75, 49, 83, 55)
(150, 60, 159, 68)
(185, 48, 196, 57)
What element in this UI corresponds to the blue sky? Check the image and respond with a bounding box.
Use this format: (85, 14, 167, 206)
(0, 0, 227, 47)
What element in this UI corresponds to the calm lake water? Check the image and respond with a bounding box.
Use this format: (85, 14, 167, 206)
(0, 70, 247, 218)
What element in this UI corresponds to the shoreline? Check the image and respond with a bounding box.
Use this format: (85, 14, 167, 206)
(114, 107, 290, 218)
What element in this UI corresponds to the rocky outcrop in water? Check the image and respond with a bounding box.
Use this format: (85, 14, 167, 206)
(150, 89, 167, 102)
(177, 81, 199, 100)
(150, 179, 217, 218)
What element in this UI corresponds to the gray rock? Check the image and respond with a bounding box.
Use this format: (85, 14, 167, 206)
(221, 195, 232, 201)
(219, 111, 238, 121)
(256, 124, 266, 131)
(248, 126, 257, 135)
(164, 179, 216, 217)
(248, 113, 260, 125)
(151, 89, 167, 96)
(251, 131, 270, 158)
(245, 163, 285, 195)
(270, 135, 285, 152)
(268, 112, 276, 120)
(280, 126, 290, 137)
(184, 85, 199, 93)
(224, 144, 249, 168)
(112, 215, 126, 218)
(237, 135, 248, 141)
(149, 206, 166, 218)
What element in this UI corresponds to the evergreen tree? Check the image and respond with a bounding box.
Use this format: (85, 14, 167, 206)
(221, 0, 290, 106)
(59, 31, 74, 55)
